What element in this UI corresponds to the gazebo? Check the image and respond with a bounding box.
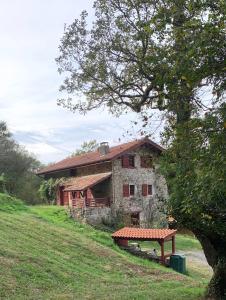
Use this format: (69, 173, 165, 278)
(112, 227, 177, 264)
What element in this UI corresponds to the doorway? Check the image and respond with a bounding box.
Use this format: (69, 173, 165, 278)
(131, 212, 140, 226)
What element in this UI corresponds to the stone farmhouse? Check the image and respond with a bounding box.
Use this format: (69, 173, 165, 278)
(37, 138, 168, 227)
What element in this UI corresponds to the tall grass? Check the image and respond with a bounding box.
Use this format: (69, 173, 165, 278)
(0, 193, 28, 213)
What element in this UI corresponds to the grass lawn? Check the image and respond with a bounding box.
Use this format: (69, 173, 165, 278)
(0, 200, 211, 299)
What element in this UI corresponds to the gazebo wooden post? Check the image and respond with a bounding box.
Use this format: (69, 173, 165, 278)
(160, 240, 165, 264)
(172, 235, 176, 254)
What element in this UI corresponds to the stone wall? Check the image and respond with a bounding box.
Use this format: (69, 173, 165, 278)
(69, 207, 112, 225)
(111, 147, 167, 227)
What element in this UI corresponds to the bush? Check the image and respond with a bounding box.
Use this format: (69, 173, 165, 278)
(0, 193, 28, 213)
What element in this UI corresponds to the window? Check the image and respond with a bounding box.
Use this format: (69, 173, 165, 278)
(128, 156, 135, 167)
(71, 191, 76, 198)
(140, 156, 153, 168)
(122, 155, 135, 168)
(148, 185, 152, 195)
(123, 184, 135, 197)
(129, 185, 135, 196)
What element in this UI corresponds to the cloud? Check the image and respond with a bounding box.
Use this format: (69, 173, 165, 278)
(0, 0, 164, 164)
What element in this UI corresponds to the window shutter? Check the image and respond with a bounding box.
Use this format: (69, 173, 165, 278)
(123, 184, 130, 197)
(142, 184, 148, 196)
(122, 156, 129, 168)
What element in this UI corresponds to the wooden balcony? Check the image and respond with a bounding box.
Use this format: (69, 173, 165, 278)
(71, 197, 110, 208)
(86, 197, 110, 207)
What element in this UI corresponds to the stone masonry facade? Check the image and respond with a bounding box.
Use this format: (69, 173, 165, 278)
(111, 147, 167, 227)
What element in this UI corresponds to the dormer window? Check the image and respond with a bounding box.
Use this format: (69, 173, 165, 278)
(122, 155, 135, 168)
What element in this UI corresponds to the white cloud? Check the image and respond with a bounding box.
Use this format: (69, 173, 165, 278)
(23, 142, 62, 156)
(0, 0, 163, 164)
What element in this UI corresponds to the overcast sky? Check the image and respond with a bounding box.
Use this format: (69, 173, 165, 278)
(0, 0, 162, 164)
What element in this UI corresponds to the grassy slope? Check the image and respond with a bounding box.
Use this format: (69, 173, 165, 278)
(0, 204, 210, 300)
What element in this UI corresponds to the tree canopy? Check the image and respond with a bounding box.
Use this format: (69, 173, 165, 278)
(0, 121, 43, 204)
(71, 140, 99, 156)
(57, 0, 225, 120)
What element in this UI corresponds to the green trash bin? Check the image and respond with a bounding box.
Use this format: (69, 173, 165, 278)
(170, 254, 186, 274)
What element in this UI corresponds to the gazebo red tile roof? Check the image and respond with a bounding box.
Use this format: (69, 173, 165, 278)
(112, 227, 177, 264)
(112, 227, 177, 241)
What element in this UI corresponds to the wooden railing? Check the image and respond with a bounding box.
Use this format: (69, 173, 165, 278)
(71, 197, 110, 208)
(86, 197, 110, 207)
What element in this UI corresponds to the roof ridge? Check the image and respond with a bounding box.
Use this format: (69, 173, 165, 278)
(37, 137, 163, 175)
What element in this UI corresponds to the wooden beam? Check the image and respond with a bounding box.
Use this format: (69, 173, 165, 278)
(160, 241, 165, 264)
(172, 235, 176, 254)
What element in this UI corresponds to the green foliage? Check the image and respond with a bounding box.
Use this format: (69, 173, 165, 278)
(161, 104, 226, 235)
(0, 173, 7, 193)
(38, 178, 65, 204)
(0, 193, 28, 213)
(160, 104, 226, 296)
(0, 121, 43, 204)
(0, 205, 209, 299)
(71, 139, 99, 156)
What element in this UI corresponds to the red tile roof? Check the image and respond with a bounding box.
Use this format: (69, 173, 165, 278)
(112, 227, 177, 241)
(63, 172, 112, 191)
(37, 138, 163, 175)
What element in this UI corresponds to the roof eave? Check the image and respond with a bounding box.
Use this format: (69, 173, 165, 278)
(64, 173, 112, 191)
(36, 159, 112, 175)
(36, 138, 164, 175)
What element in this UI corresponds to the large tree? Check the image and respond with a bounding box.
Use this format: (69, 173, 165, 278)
(160, 104, 226, 298)
(56, 1, 226, 298)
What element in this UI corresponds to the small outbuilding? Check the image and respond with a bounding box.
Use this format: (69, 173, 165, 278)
(112, 227, 177, 264)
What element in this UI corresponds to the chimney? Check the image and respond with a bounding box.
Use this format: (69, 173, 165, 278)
(98, 142, 110, 156)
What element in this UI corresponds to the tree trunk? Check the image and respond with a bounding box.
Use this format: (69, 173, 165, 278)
(207, 258, 226, 300)
(194, 230, 226, 299)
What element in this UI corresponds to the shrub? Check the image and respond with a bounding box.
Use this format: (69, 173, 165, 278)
(0, 193, 28, 213)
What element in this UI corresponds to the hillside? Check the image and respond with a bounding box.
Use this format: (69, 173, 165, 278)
(0, 199, 210, 299)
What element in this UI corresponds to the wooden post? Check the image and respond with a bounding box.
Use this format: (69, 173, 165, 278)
(172, 235, 176, 254)
(160, 240, 165, 264)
